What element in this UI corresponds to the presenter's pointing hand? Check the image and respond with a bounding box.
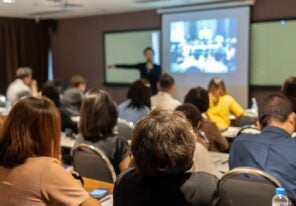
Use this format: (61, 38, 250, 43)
(107, 64, 115, 69)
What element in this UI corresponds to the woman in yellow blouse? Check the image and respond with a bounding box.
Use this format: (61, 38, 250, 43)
(207, 77, 244, 130)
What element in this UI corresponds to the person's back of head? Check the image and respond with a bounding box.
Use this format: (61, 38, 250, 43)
(258, 94, 294, 133)
(184, 86, 209, 113)
(127, 79, 151, 109)
(16, 67, 33, 86)
(70, 75, 86, 92)
(52, 79, 67, 94)
(0, 96, 61, 167)
(62, 87, 84, 116)
(208, 77, 227, 95)
(158, 74, 175, 93)
(131, 109, 196, 176)
(41, 81, 61, 107)
(175, 103, 202, 130)
(16, 67, 32, 79)
(281, 76, 296, 113)
(79, 88, 118, 139)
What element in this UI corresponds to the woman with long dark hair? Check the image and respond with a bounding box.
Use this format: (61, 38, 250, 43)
(118, 79, 151, 123)
(73, 88, 130, 174)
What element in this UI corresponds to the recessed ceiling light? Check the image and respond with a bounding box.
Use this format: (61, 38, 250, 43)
(2, 0, 15, 3)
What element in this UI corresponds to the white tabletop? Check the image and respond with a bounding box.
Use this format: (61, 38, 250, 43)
(222, 126, 296, 139)
(209, 151, 229, 173)
(61, 132, 76, 148)
(221, 127, 242, 138)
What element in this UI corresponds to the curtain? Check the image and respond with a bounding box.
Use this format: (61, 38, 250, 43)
(0, 18, 50, 94)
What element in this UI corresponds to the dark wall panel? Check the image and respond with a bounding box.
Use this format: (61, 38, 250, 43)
(252, 0, 296, 21)
(52, 1, 296, 104)
(51, 10, 160, 103)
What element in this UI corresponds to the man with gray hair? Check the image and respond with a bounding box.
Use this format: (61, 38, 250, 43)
(6, 67, 38, 104)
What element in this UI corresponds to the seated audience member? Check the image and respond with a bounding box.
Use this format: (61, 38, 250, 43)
(207, 77, 245, 130)
(41, 81, 78, 133)
(0, 96, 100, 206)
(62, 75, 86, 117)
(281, 76, 296, 113)
(229, 94, 296, 205)
(118, 79, 151, 124)
(151, 73, 181, 111)
(184, 87, 229, 152)
(176, 103, 209, 148)
(6, 67, 38, 104)
(73, 88, 130, 175)
(113, 110, 220, 206)
(175, 104, 222, 178)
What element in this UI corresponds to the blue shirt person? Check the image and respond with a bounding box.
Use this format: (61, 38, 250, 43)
(229, 94, 296, 205)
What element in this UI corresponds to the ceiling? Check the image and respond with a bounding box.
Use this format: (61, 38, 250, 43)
(0, 0, 242, 20)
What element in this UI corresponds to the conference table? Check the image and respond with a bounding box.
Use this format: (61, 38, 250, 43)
(209, 151, 229, 173)
(83, 177, 114, 206)
(83, 177, 114, 193)
(222, 126, 296, 139)
(61, 132, 76, 148)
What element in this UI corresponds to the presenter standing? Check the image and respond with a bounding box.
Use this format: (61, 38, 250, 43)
(108, 47, 162, 95)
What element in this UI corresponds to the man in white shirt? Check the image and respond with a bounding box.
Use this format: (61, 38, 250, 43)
(151, 73, 181, 111)
(6, 67, 38, 104)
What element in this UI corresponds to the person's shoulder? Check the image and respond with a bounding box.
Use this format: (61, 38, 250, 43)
(27, 156, 59, 164)
(185, 171, 219, 185)
(201, 118, 215, 127)
(150, 93, 160, 101)
(153, 64, 161, 69)
(104, 133, 128, 145)
(181, 172, 219, 205)
(143, 105, 150, 113)
(26, 157, 61, 172)
(118, 99, 130, 109)
(116, 167, 137, 184)
(220, 94, 235, 101)
(232, 132, 259, 147)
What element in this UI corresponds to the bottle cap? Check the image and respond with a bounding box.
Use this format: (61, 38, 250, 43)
(276, 188, 285, 195)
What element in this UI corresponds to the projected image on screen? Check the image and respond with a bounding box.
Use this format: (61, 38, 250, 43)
(170, 18, 237, 74)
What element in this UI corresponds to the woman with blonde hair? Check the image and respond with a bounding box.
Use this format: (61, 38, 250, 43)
(0, 96, 100, 206)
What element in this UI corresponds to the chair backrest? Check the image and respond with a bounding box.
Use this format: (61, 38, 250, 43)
(236, 125, 260, 137)
(116, 118, 134, 140)
(72, 144, 116, 183)
(219, 167, 282, 206)
(235, 115, 258, 127)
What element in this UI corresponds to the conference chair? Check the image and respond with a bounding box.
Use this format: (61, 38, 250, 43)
(116, 118, 134, 140)
(72, 144, 116, 183)
(235, 115, 258, 127)
(218, 167, 282, 206)
(236, 125, 260, 137)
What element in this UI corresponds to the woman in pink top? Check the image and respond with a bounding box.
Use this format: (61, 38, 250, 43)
(0, 96, 100, 206)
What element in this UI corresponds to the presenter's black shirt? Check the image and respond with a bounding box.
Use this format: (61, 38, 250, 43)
(115, 63, 161, 95)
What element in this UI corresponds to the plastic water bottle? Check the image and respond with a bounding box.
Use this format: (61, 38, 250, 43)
(272, 188, 289, 206)
(251, 97, 258, 118)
